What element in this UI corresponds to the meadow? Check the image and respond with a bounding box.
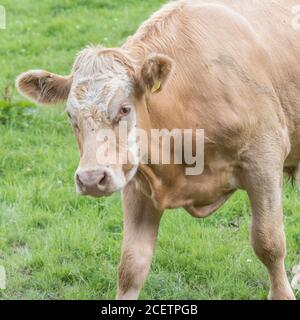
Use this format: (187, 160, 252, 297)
(0, 0, 299, 300)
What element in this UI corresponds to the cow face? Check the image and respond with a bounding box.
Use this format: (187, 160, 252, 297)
(16, 47, 173, 197)
(66, 48, 139, 197)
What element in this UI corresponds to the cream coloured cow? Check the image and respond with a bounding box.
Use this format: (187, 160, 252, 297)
(16, 0, 300, 300)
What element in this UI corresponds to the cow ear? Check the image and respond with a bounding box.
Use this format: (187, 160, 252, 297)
(16, 70, 72, 105)
(140, 54, 173, 94)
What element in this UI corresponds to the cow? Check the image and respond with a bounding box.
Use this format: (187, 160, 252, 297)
(16, 0, 300, 300)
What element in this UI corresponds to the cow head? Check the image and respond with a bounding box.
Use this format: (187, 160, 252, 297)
(16, 46, 173, 197)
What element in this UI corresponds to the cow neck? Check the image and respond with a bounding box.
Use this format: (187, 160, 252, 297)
(133, 94, 181, 211)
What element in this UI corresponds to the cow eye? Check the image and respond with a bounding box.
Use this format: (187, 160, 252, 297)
(119, 106, 131, 117)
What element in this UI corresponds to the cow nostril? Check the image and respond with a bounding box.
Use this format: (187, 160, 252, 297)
(98, 172, 107, 187)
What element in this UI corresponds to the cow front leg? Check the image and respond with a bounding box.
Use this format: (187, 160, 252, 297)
(241, 167, 295, 300)
(117, 181, 162, 300)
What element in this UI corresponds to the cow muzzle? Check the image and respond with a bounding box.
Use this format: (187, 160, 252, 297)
(75, 167, 114, 197)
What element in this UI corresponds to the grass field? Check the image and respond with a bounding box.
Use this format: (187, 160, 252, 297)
(0, 0, 299, 300)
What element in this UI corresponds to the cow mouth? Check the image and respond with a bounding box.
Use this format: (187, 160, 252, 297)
(77, 187, 115, 198)
(76, 183, 117, 198)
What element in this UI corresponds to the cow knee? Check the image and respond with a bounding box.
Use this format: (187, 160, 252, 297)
(118, 246, 153, 294)
(251, 224, 286, 267)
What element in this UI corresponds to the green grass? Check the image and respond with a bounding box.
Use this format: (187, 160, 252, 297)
(0, 0, 299, 300)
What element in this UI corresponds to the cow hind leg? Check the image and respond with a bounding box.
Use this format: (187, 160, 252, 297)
(251, 209, 295, 300)
(241, 164, 295, 300)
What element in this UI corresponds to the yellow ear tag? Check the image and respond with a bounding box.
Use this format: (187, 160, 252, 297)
(151, 80, 161, 93)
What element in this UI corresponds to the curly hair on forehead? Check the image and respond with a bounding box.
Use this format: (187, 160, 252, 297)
(72, 45, 137, 78)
